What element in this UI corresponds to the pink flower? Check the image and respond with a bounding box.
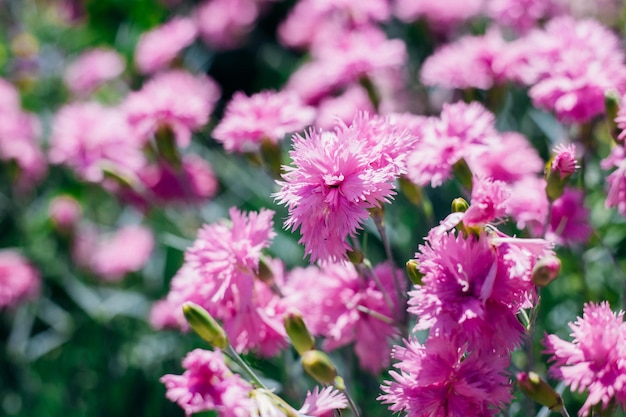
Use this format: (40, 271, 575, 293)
(49, 195, 81, 230)
(49, 102, 145, 183)
(135, 17, 197, 74)
(64, 48, 125, 94)
(285, 261, 404, 373)
(379, 336, 512, 417)
(86, 225, 155, 282)
(315, 85, 375, 129)
(212, 90, 315, 153)
(124, 70, 220, 147)
(406, 101, 496, 187)
(274, 114, 408, 261)
(463, 177, 510, 226)
(601, 146, 626, 217)
(551, 144, 580, 178)
(487, 0, 564, 33)
(194, 0, 260, 50)
(161, 349, 253, 417)
(506, 176, 549, 230)
(0, 250, 40, 309)
(394, 0, 483, 29)
(544, 301, 626, 416)
(544, 187, 592, 246)
(420, 29, 508, 91)
(409, 229, 548, 353)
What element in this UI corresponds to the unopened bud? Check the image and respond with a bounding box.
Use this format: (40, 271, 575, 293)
(452, 158, 473, 191)
(451, 198, 469, 213)
(260, 138, 283, 179)
(546, 144, 579, 201)
(257, 256, 274, 283)
(182, 302, 229, 349)
(532, 256, 561, 287)
(301, 350, 338, 385)
(155, 125, 181, 169)
(605, 90, 621, 142)
(347, 249, 364, 265)
(406, 260, 424, 285)
(517, 372, 563, 411)
(284, 310, 315, 355)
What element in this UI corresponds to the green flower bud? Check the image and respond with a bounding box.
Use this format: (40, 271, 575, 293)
(283, 310, 315, 355)
(182, 302, 229, 349)
(517, 372, 563, 411)
(301, 350, 338, 385)
(452, 158, 473, 191)
(155, 125, 181, 169)
(346, 248, 364, 265)
(406, 260, 424, 285)
(451, 198, 469, 213)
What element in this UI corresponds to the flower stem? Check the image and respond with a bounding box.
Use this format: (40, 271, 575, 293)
(226, 345, 268, 390)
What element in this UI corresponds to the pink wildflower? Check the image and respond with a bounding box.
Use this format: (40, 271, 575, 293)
(379, 336, 512, 417)
(551, 144, 579, 179)
(161, 348, 254, 417)
(274, 114, 410, 261)
(64, 48, 125, 94)
(124, 70, 220, 147)
(285, 261, 404, 374)
(463, 177, 510, 226)
(212, 90, 315, 153)
(87, 225, 155, 282)
(194, 0, 260, 50)
(506, 176, 549, 231)
(544, 301, 626, 416)
(49, 102, 145, 183)
(0, 250, 40, 309)
(406, 101, 496, 187)
(135, 17, 197, 74)
(544, 187, 592, 246)
(394, 0, 483, 29)
(420, 29, 508, 91)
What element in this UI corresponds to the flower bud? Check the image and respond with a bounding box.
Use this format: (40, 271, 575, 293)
(532, 256, 561, 287)
(406, 260, 424, 285)
(256, 256, 274, 284)
(182, 302, 229, 349)
(155, 125, 181, 169)
(605, 90, 621, 142)
(545, 145, 579, 201)
(301, 350, 338, 385)
(346, 248, 364, 265)
(517, 372, 563, 411)
(452, 158, 473, 191)
(283, 310, 315, 355)
(451, 198, 469, 213)
(260, 138, 283, 179)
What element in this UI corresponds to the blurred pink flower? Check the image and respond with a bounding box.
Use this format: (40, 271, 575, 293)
(275, 114, 411, 261)
(88, 225, 155, 282)
(544, 301, 626, 416)
(161, 349, 254, 417)
(0, 250, 40, 309)
(124, 70, 220, 147)
(64, 48, 125, 94)
(420, 29, 508, 91)
(285, 261, 404, 374)
(315, 85, 375, 129)
(544, 187, 592, 246)
(463, 177, 510, 226)
(48, 195, 81, 230)
(601, 146, 626, 217)
(506, 176, 549, 230)
(487, 0, 563, 33)
(194, 0, 259, 50)
(212, 90, 315, 153)
(379, 336, 512, 417)
(49, 102, 145, 183)
(394, 0, 483, 29)
(135, 17, 197, 74)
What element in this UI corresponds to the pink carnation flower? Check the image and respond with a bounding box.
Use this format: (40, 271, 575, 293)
(161, 349, 254, 417)
(212, 90, 315, 153)
(463, 177, 510, 226)
(0, 250, 40, 309)
(285, 261, 404, 374)
(544, 187, 592, 246)
(551, 144, 579, 178)
(194, 0, 260, 50)
(406, 101, 496, 187)
(379, 336, 512, 417)
(275, 113, 413, 261)
(420, 29, 508, 91)
(394, 0, 483, 29)
(135, 17, 197, 74)
(124, 70, 220, 147)
(544, 301, 626, 416)
(64, 48, 125, 94)
(49, 102, 145, 183)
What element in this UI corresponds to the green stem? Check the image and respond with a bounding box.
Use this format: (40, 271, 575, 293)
(225, 345, 268, 390)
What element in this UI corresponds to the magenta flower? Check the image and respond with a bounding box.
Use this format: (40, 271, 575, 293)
(274, 114, 409, 261)
(212, 90, 315, 153)
(124, 70, 220, 147)
(49, 102, 145, 183)
(379, 336, 512, 417)
(552, 144, 580, 179)
(64, 48, 125, 94)
(0, 250, 40, 309)
(135, 17, 197, 74)
(406, 101, 496, 187)
(161, 349, 253, 417)
(544, 301, 626, 416)
(285, 261, 404, 373)
(506, 176, 549, 231)
(409, 229, 548, 353)
(420, 29, 508, 91)
(463, 177, 510, 226)
(544, 187, 592, 246)
(601, 146, 626, 217)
